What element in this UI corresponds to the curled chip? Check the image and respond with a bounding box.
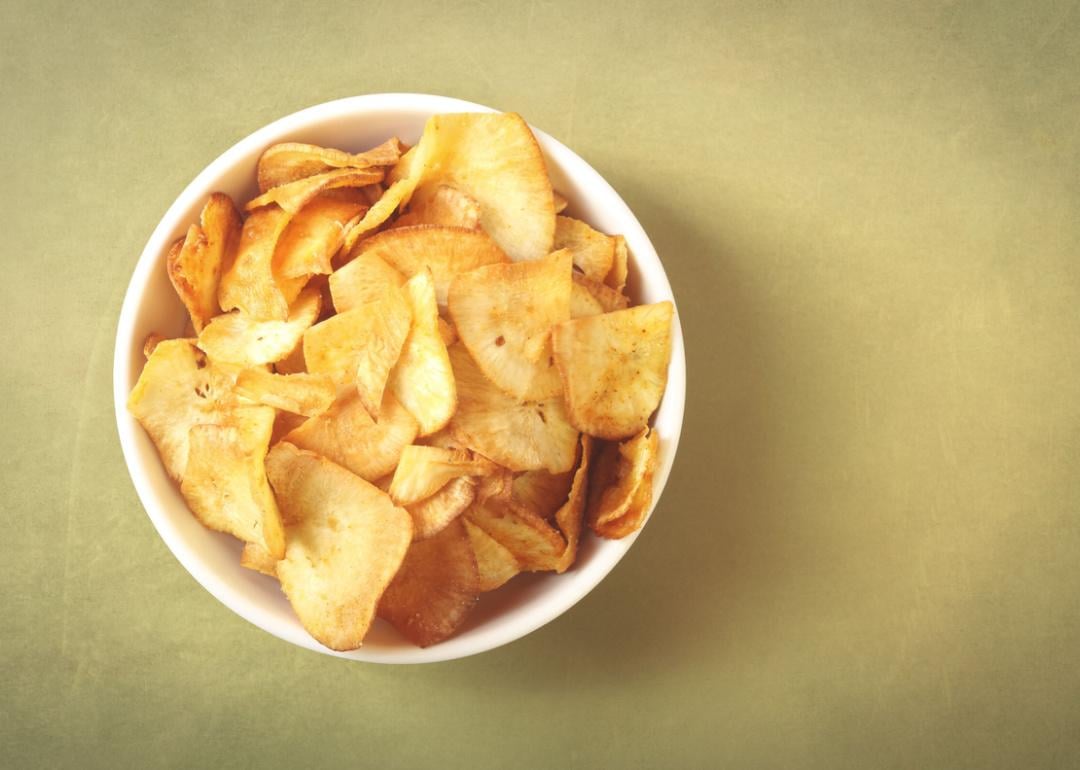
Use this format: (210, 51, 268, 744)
(552, 190, 569, 214)
(266, 443, 413, 651)
(285, 388, 418, 482)
(240, 541, 279, 577)
(198, 286, 321, 367)
(272, 191, 368, 300)
(389, 445, 491, 506)
(167, 193, 242, 332)
(181, 406, 285, 558)
(448, 249, 571, 401)
(466, 499, 565, 573)
(395, 185, 481, 229)
(448, 343, 579, 473)
(328, 251, 405, 313)
(246, 167, 385, 214)
(512, 467, 574, 521)
(218, 206, 294, 321)
(586, 427, 658, 538)
(553, 434, 593, 572)
(464, 519, 520, 592)
(606, 235, 628, 293)
(574, 272, 628, 313)
(355, 225, 508, 308)
(552, 302, 674, 440)
(554, 216, 615, 282)
(256, 137, 405, 193)
(377, 519, 479, 648)
(405, 476, 476, 541)
(233, 368, 336, 417)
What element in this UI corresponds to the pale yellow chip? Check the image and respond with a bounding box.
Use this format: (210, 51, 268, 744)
(447, 343, 578, 473)
(552, 190, 569, 214)
(198, 286, 321, 367)
(586, 427, 658, 535)
(574, 272, 629, 313)
(240, 541, 279, 577)
(409, 112, 555, 262)
(552, 302, 674, 440)
(463, 519, 520, 591)
(284, 388, 418, 482)
(233, 368, 336, 417)
(218, 206, 293, 321)
(256, 138, 405, 193)
(466, 499, 565, 572)
(246, 167, 385, 214)
(448, 249, 570, 401)
(272, 191, 368, 300)
(328, 251, 405, 313)
(354, 225, 508, 308)
(606, 234, 629, 293)
(554, 434, 593, 571)
(388, 445, 491, 505)
(395, 184, 481, 230)
(512, 468, 574, 521)
(377, 518, 478, 648)
(389, 269, 456, 436)
(569, 280, 604, 319)
(405, 476, 476, 541)
(554, 216, 615, 282)
(167, 193, 242, 332)
(181, 406, 285, 558)
(303, 289, 411, 415)
(266, 442, 413, 651)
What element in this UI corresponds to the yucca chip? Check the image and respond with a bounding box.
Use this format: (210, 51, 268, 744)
(273, 340, 307, 374)
(552, 301, 673, 440)
(512, 468, 574, 521)
(181, 406, 285, 558)
(466, 499, 565, 572)
(256, 138, 405, 192)
(167, 193, 242, 332)
(463, 519, 520, 591)
(388, 445, 491, 506)
(266, 442, 412, 651)
(574, 272, 629, 313)
(437, 318, 458, 347)
(406, 476, 476, 541)
(233, 368, 335, 417)
(606, 234, 628, 293)
(593, 469, 654, 540)
(198, 286, 321, 367)
(240, 541, 279, 577)
(395, 184, 481, 229)
(553, 434, 593, 571)
(377, 519, 479, 648)
(448, 249, 570, 401)
(328, 251, 405, 313)
(218, 206, 293, 321)
(246, 167, 385, 214)
(270, 409, 308, 446)
(554, 216, 615, 282)
(143, 331, 166, 359)
(355, 225, 508, 308)
(389, 269, 456, 436)
(552, 190, 569, 214)
(586, 428, 658, 536)
(272, 191, 368, 301)
(285, 388, 418, 482)
(447, 343, 578, 473)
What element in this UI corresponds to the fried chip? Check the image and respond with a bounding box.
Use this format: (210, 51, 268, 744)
(388, 445, 491, 506)
(270, 409, 307, 446)
(246, 167, 385, 214)
(167, 193, 242, 332)
(512, 468, 574, 521)
(273, 191, 368, 300)
(574, 272, 629, 313)
(553, 434, 593, 571)
(181, 406, 285, 558)
(328, 251, 405, 313)
(447, 343, 578, 473)
(466, 499, 565, 572)
(395, 184, 481, 229)
(606, 234, 628, 293)
(552, 190, 569, 214)
(240, 541, 279, 577)
(256, 137, 405, 192)
(552, 302, 674, 440)
(198, 286, 321, 367)
(233, 368, 336, 417)
(437, 317, 458, 347)
(409, 112, 554, 262)
(389, 269, 456, 436)
(586, 428, 658, 537)
(593, 469, 654, 540)
(377, 519, 478, 647)
(143, 331, 166, 359)
(569, 280, 604, 319)
(218, 205, 293, 321)
(448, 249, 570, 401)
(266, 443, 412, 651)
(463, 519, 520, 591)
(273, 340, 307, 374)
(355, 225, 508, 308)
(406, 476, 476, 541)
(284, 388, 418, 482)
(554, 216, 615, 282)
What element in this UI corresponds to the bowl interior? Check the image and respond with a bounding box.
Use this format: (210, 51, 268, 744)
(114, 94, 685, 663)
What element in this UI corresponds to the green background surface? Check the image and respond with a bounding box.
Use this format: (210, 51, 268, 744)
(3, 1, 1079, 767)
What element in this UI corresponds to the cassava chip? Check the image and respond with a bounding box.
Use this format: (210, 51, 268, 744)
(274, 341, 307, 374)
(181, 406, 285, 558)
(234, 368, 336, 417)
(554, 216, 615, 281)
(377, 518, 478, 647)
(266, 443, 412, 651)
(574, 272, 629, 313)
(240, 541, 279, 577)
(448, 249, 570, 401)
(395, 184, 481, 229)
(447, 343, 578, 473)
(554, 434, 593, 571)
(552, 190, 568, 214)
(606, 234, 628, 293)
(389, 269, 456, 436)
(437, 318, 458, 347)
(218, 206, 293, 320)
(256, 138, 405, 193)
(512, 468, 574, 521)
(405, 476, 476, 541)
(273, 191, 368, 299)
(246, 167, 385, 214)
(143, 331, 166, 359)
(552, 302, 674, 440)
(466, 499, 565, 572)
(586, 427, 658, 535)
(328, 251, 405, 313)
(355, 225, 508, 308)
(388, 445, 491, 505)
(167, 193, 242, 332)
(285, 388, 418, 482)
(463, 519, 520, 591)
(570, 280, 604, 319)
(198, 286, 321, 367)
(593, 469, 654, 540)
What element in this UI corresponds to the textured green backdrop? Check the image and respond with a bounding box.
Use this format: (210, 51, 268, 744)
(3, 1, 1079, 767)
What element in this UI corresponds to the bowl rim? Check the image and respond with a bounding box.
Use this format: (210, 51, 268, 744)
(113, 93, 686, 663)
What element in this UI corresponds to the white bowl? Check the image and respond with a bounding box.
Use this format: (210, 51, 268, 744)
(113, 93, 686, 663)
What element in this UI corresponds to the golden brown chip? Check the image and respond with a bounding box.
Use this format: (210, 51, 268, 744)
(552, 190, 569, 214)
(551, 302, 674, 440)
(574, 272, 629, 313)
(273, 341, 307, 374)
(355, 225, 508, 308)
(198, 286, 321, 367)
(240, 541, 279, 577)
(389, 269, 456, 436)
(606, 234, 628, 293)
(512, 468, 574, 521)
(272, 191, 368, 299)
(256, 138, 405, 193)
(405, 476, 476, 541)
(463, 519, 520, 591)
(553, 434, 593, 571)
(167, 193, 242, 332)
(395, 184, 481, 229)
(593, 470, 654, 540)
(388, 445, 491, 506)
(270, 409, 308, 446)
(328, 251, 405, 313)
(437, 317, 458, 347)
(234, 368, 336, 417)
(218, 206, 293, 321)
(569, 281, 604, 319)
(266, 442, 413, 651)
(246, 167, 385, 214)
(181, 406, 285, 558)
(284, 388, 418, 482)
(554, 216, 615, 282)
(466, 499, 565, 572)
(586, 427, 658, 536)
(377, 518, 478, 648)
(448, 249, 570, 401)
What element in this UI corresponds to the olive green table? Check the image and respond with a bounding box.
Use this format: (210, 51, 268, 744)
(3, 1, 1078, 767)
